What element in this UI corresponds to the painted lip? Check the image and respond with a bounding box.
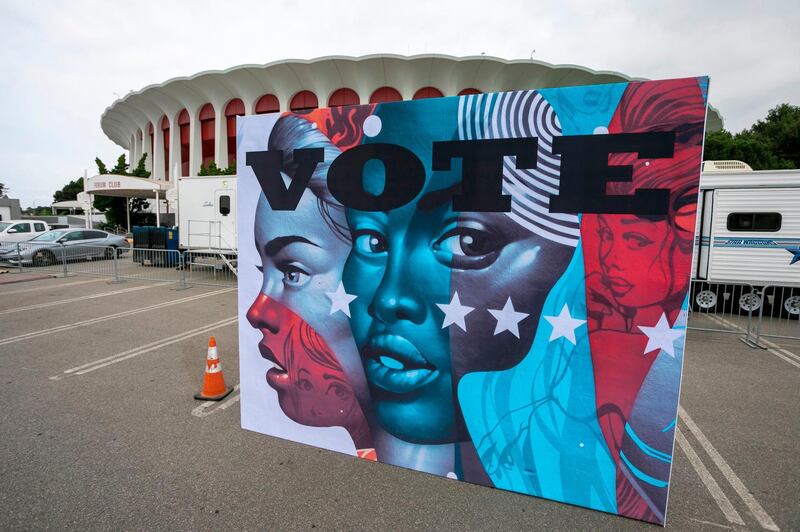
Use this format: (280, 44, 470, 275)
(362, 334, 439, 395)
(604, 275, 634, 294)
(258, 338, 290, 390)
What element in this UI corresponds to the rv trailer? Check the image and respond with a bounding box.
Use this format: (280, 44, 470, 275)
(175, 175, 237, 276)
(692, 161, 800, 317)
(176, 176, 236, 252)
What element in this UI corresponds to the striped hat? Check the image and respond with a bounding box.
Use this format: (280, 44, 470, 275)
(458, 90, 580, 247)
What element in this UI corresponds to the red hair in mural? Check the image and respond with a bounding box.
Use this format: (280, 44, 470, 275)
(582, 78, 705, 521)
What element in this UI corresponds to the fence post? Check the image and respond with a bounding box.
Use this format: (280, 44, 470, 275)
(16, 243, 22, 273)
(112, 247, 121, 283)
(61, 243, 68, 277)
(178, 251, 189, 290)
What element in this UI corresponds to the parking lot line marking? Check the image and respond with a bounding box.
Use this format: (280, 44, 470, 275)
(751, 336, 800, 364)
(679, 407, 780, 531)
(56, 317, 237, 375)
(702, 314, 799, 370)
(0, 282, 166, 315)
(765, 349, 800, 369)
(0, 287, 234, 347)
(676, 428, 745, 526)
(774, 346, 800, 363)
(689, 518, 733, 530)
(0, 277, 105, 295)
(53, 317, 238, 377)
(192, 384, 240, 418)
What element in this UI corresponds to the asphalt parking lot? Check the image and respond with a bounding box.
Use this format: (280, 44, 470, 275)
(0, 274, 798, 531)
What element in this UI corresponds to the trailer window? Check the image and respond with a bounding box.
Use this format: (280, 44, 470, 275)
(219, 195, 231, 216)
(727, 212, 782, 232)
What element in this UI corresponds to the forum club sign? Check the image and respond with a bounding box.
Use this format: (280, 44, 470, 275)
(237, 77, 709, 524)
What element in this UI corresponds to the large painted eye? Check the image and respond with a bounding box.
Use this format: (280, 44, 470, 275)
(433, 224, 505, 269)
(353, 230, 388, 255)
(327, 382, 352, 401)
(281, 265, 310, 287)
(623, 232, 654, 250)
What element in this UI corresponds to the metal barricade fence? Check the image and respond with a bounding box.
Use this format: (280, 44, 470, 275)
(687, 280, 761, 345)
(4, 242, 239, 289)
(752, 284, 800, 343)
(183, 249, 237, 288)
(56, 245, 121, 279)
(121, 248, 185, 286)
(9, 242, 73, 276)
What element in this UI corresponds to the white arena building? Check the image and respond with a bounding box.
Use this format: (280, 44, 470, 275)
(91, 54, 723, 226)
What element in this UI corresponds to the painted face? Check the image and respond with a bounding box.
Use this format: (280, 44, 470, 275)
(248, 190, 369, 436)
(596, 214, 690, 308)
(447, 213, 573, 382)
(344, 170, 458, 444)
(247, 293, 361, 426)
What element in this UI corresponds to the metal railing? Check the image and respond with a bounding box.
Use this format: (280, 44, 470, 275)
(1, 242, 237, 290)
(752, 284, 800, 343)
(183, 249, 237, 287)
(687, 280, 800, 346)
(5, 243, 795, 346)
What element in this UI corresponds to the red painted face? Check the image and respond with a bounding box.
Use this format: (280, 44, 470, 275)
(246, 293, 364, 429)
(594, 214, 691, 309)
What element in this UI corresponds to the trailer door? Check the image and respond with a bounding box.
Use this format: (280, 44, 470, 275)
(695, 189, 714, 280)
(214, 189, 236, 250)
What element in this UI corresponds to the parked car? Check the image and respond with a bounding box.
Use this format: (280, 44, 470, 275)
(0, 229, 128, 266)
(0, 220, 50, 244)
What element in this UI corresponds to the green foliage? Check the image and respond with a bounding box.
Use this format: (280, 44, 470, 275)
(0, 182, 8, 197)
(53, 178, 84, 202)
(749, 103, 800, 167)
(198, 160, 235, 176)
(704, 103, 798, 170)
(130, 153, 152, 178)
(89, 154, 152, 226)
(24, 206, 51, 215)
(109, 154, 129, 175)
(95, 158, 108, 175)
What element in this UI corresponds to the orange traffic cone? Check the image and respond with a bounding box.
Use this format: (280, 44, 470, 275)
(194, 336, 233, 401)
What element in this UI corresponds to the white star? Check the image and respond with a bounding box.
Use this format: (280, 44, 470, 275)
(543, 304, 586, 345)
(637, 313, 684, 357)
(325, 282, 357, 318)
(487, 297, 529, 338)
(436, 291, 474, 331)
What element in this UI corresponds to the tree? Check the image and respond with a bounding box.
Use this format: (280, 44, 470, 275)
(198, 160, 235, 176)
(0, 182, 8, 197)
(53, 178, 84, 202)
(92, 154, 151, 227)
(95, 158, 108, 175)
(749, 103, 800, 167)
(704, 103, 799, 170)
(129, 153, 151, 178)
(109, 154, 129, 175)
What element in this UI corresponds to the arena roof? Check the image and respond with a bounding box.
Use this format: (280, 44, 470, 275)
(101, 54, 723, 151)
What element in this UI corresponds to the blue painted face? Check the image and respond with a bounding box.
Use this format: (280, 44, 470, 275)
(343, 100, 461, 444)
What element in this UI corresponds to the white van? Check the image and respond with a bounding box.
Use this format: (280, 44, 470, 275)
(0, 220, 51, 244)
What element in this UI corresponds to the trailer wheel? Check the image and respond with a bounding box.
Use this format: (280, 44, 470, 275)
(694, 289, 718, 310)
(783, 295, 800, 318)
(738, 292, 762, 314)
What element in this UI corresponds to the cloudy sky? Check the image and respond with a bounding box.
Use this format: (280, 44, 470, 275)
(1, 0, 798, 207)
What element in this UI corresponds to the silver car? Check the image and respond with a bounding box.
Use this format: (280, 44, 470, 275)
(0, 229, 129, 266)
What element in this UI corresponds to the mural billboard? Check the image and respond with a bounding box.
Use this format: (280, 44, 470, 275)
(237, 77, 709, 524)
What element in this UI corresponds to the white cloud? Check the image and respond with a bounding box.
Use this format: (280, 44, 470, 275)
(1, 0, 798, 206)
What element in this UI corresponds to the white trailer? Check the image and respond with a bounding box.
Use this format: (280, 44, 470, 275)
(692, 160, 800, 317)
(175, 175, 237, 252)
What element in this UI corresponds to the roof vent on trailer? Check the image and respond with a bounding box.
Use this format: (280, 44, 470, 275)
(702, 160, 753, 172)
